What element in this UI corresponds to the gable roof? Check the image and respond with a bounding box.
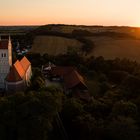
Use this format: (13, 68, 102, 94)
(73, 91, 91, 102)
(0, 40, 8, 49)
(51, 66, 75, 76)
(6, 57, 31, 82)
(6, 66, 23, 82)
(51, 66, 87, 89)
(14, 60, 25, 78)
(64, 70, 87, 89)
(20, 56, 31, 72)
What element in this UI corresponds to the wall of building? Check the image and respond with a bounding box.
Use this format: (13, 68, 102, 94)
(0, 49, 11, 89)
(25, 65, 32, 86)
(6, 80, 25, 92)
(8, 40, 12, 66)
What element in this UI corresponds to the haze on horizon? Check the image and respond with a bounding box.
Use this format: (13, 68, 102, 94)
(0, 0, 140, 27)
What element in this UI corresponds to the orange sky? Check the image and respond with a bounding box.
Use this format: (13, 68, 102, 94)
(0, 0, 140, 26)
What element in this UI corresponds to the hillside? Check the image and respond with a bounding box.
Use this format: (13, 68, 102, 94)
(31, 36, 83, 55)
(88, 37, 140, 62)
(30, 24, 140, 62)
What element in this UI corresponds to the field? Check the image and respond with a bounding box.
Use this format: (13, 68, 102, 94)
(31, 36, 83, 55)
(88, 37, 140, 62)
(29, 25, 140, 62)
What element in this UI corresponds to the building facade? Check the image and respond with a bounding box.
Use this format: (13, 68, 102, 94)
(0, 37, 32, 91)
(0, 37, 12, 89)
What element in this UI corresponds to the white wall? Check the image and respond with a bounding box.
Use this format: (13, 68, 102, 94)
(8, 40, 12, 66)
(25, 65, 32, 86)
(0, 49, 10, 88)
(0, 39, 12, 89)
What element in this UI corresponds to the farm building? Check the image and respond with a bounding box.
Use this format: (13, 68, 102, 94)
(43, 65, 90, 101)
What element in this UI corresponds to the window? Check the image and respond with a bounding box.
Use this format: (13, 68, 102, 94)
(1, 53, 6, 58)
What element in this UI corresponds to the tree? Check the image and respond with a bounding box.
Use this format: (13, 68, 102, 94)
(0, 91, 64, 140)
(62, 98, 84, 121)
(106, 117, 140, 140)
(29, 68, 46, 91)
(111, 101, 137, 118)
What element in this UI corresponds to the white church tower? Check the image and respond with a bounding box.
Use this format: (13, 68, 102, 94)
(0, 36, 12, 89)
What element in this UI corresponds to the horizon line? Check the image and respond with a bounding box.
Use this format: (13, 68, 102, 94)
(0, 23, 140, 28)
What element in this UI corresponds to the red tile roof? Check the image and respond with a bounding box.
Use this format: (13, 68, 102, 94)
(14, 60, 25, 78)
(73, 91, 91, 102)
(51, 66, 87, 89)
(51, 66, 75, 76)
(6, 57, 31, 82)
(6, 66, 23, 82)
(20, 56, 31, 72)
(0, 40, 8, 49)
(64, 70, 87, 89)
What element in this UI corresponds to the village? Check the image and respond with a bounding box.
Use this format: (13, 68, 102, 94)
(1, 0, 140, 139)
(0, 36, 90, 101)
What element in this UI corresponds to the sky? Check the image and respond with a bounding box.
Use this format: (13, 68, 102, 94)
(0, 0, 140, 26)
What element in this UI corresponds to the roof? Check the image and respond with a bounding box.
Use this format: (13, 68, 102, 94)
(6, 57, 31, 82)
(0, 40, 8, 49)
(14, 60, 25, 78)
(73, 91, 91, 102)
(6, 66, 23, 82)
(64, 70, 87, 89)
(51, 66, 75, 76)
(20, 56, 31, 72)
(51, 66, 87, 89)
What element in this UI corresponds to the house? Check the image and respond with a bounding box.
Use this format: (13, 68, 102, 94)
(0, 36, 32, 92)
(44, 65, 90, 101)
(51, 66, 87, 90)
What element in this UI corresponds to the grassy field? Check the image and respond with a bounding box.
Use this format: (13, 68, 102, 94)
(31, 36, 83, 55)
(30, 25, 140, 62)
(31, 35, 140, 62)
(88, 37, 140, 62)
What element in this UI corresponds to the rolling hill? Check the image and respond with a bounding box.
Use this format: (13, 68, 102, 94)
(30, 24, 140, 62)
(31, 36, 83, 55)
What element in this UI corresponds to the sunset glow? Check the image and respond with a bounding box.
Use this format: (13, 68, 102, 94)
(0, 0, 140, 26)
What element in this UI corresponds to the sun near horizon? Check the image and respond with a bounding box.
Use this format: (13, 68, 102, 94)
(0, 0, 140, 27)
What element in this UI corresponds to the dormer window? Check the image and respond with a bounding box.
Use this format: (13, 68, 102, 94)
(4, 53, 6, 57)
(1, 53, 3, 57)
